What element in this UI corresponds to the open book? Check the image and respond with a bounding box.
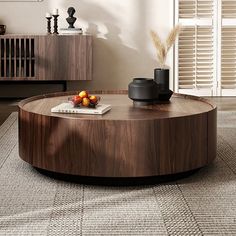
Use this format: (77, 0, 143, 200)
(51, 103, 111, 115)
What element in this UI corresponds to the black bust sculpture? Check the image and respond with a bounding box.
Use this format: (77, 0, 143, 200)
(66, 7, 77, 28)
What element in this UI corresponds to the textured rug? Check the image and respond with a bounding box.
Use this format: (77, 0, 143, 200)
(0, 112, 236, 236)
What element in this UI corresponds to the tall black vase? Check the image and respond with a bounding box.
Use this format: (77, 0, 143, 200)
(154, 68, 173, 101)
(154, 68, 169, 91)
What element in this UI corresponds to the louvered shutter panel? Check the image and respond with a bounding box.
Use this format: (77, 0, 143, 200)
(178, 27, 195, 89)
(221, 0, 236, 95)
(176, 0, 215, 96)
(222, 0, 236, 18)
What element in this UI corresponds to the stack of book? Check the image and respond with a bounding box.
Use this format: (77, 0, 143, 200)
(59, 28, 83, 35)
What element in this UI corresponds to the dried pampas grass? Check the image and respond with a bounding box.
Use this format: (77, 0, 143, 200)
(150, 24, 182, 69)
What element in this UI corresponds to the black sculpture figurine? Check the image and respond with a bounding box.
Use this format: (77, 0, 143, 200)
(66, 7, 77, 28)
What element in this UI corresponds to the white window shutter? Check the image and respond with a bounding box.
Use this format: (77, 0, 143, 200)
(222, 0, 236, 18)
(176, 0, 216, 96)
(178, 26, 196, 89)
(179, 0, 195, 19)
(221, 0, 236, 96)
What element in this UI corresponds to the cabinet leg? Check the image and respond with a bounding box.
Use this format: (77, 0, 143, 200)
(63, 81, 67, 92)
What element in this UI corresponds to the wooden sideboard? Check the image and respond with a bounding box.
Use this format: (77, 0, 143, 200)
(0, 35, 92, 81)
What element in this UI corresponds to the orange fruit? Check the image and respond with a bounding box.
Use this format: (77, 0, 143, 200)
(82, 97, 90, 107)
(72, 95, 82, 107)
(89, 95, 98, 104)
(79, 90, 88, 99)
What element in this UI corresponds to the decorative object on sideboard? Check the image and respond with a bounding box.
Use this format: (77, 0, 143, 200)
(45, 13, 52, 34)
(66, 7, 77, 28)
(150, 24, 182, 101)
(52, 8, 59, 34)
(60, 28, 83, 35)
(60, 7, 83, 35)
(0, 25, 6, 35)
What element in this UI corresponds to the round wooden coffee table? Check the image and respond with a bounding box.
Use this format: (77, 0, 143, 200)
(18, 91, 217, 183)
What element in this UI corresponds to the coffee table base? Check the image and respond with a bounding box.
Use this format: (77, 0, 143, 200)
(35, 167, 201, 186)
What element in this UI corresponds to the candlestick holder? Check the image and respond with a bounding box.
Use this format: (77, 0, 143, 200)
(53, 14, 59, 34)
(46, 17, 52, 34)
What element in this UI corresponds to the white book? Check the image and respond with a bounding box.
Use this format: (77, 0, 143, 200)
(60, 31, 83, 35)
(51, 103, 111, 115)
(60, 28, 82, 31)
(59, 28, 83, 35)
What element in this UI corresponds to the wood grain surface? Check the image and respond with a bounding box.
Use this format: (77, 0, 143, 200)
(18, 91, 217, 177)
(0, 35, 92, 81)
(37, 35, 92, 81)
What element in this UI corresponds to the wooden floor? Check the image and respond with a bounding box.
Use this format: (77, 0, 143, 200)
(0, 97, 235, 126)
(208, 97, 236, 112)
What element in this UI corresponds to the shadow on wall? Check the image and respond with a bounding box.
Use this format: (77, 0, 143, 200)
(61, 0, 157, 91)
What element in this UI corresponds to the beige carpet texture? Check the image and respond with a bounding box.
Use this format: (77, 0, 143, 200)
(0, 112, 236, 235)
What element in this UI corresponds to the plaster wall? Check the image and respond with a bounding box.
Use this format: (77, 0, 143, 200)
(0, 0, 174, 96)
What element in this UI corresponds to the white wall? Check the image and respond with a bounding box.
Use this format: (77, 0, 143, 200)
(0, 0, 174, 92)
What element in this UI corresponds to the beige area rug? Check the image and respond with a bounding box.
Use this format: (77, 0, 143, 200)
(0, 112, 236, 235)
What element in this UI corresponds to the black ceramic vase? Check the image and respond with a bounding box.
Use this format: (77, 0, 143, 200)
(128, 78, 159, 105)
(154, 68, 173, 101)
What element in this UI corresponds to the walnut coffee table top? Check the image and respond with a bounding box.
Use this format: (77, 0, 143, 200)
(19, 91, 215, 120)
